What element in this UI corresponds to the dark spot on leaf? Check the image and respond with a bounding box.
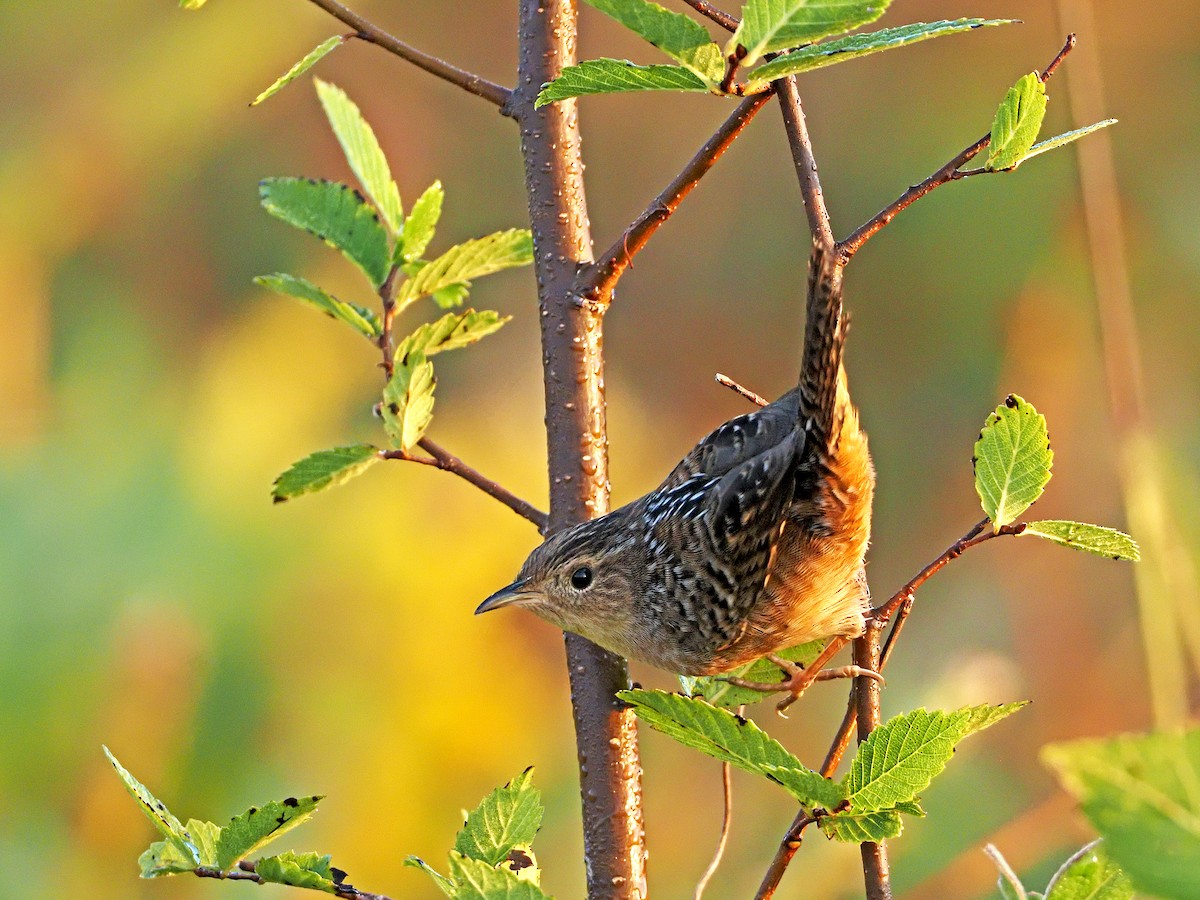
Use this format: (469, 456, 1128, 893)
(283, 797, 299, 807)
(248, 807, 257, 815)
(275, 815, 286, 826)
(734, 713, 748, 726)
(331, 867, 348, 884)
(1005, 395, 1018, 408)
(156, 802, 165, 810)
(507, 849, 534, 872)
(765, 773, 783, 786)
(273, 495, 287, 504)
(388, 403, 400, 415)
(631, 681, 643, 690)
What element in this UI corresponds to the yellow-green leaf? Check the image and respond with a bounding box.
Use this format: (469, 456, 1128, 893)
(973, 394, 1053, 530)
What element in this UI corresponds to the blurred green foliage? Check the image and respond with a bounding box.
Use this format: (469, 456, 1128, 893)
(2, 1, 1198, 897)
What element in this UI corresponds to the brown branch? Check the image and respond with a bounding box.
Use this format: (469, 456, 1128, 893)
(855, 619, 891, 899)
(381, 439, 548, 533)
(694, 759, 735, 899)
(303, 0, 512, 110)
(776, 77, 834, 249)
(581, 92, 774, 306)
(193, 861, 394, 900)
(837, 34, 1077, 262)
(753, 813, 816, 899)
(715, 372, 769, 407)
(679, 0, 739, 32)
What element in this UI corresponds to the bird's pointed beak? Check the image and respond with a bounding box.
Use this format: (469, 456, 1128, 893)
(476, 579, 535, 615)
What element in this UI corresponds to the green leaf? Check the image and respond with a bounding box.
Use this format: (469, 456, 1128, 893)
(395, 310, 511, 366)
(1021, 120, 1118, 163)
(256, 851, 344, 893)
(679, 641, 822, 707)
(585, 0, 725, 83)
(455, 769, 543, 868)
(395, 229, 532, 312)
(1022, 521, 1140, 561)
(139, 839, 200, 877)
(988, 72, 1048, 171)
(400, 181, 445, 262)
(214, 795, 322, 869)
(382, 353, 436, 451)
(271, 445, 381, 503)
(973, 394, 1053, 530)
(315, 79, 404, 234)
(252, 36, 346, 106)
(404, 856, 457, 896)
(1043, 840, 1133, 900)
(448, 853, 553, 900)
(259, 178, 391, 287)
(1042, 728, 1200, 900)
(744, 19, 1013, 92)
(730, 0, 891, 66)
(618, 689, 845, 808)
(819, 808, 903, 843)
(104, 746, 201, 865)
(536, 59, 708, 106)
(254, 273, 381, 339)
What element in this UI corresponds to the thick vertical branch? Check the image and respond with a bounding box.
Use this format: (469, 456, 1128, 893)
(511, 1, 646, 896)
(855, 620, 891, 899)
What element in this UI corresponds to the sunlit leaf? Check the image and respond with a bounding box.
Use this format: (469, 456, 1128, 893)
(214, 795, 322, 869)
(138, 839, 199, 878)
(744, 19, 1012, 92)
(988, 72, 1048, 171)
(455, 769, 543, 869)
(256, 851, 347, 893)
(973, 394, 1053, 530)
(1022, 521, 1140, 561)
(819, 808, 903, 842)
(104, 746, 201, 866)
(404, 856, 457, 896)
(730, 0, 890, 66)
(272, 445, 381, 503)
(679, 641, 821, 707)
(585, 0, 724, 83)
(1020, 120, 1118, 163)
(618, 689, 845, 807)
(1043, 840, 1133, 900)
(315, 79, 404, 234)
(399, 181, 445, 262)
(252, 37, 346, 106)
(254, 273, 381, 339)
(448, 853, 553, 899)
(395, 229, 532, 311)
(382, 353, 436, 451)
(536, 59, 708, 106)
(394, 310, 510, 366)
(259, 178, 391, 287)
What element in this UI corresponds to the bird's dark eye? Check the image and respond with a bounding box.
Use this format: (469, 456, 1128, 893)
(570, 566, 593, 590)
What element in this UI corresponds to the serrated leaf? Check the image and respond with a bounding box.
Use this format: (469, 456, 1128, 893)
(744, 19, 1012, 92)
(104, 746, 200, 865)
(382, 353, 435, 451)
(257, 851, 344, 893)
(395, 310, 511, 367)
(1043, 840, 1133, 900)
(1022, 521, 1140, 561)
(536, 59, 708, 106)
(214, 795, 322, 869)
(819, 808, 903, 843)
(1021, 120, 1118, 163)
(449, 853, 553, 900)
(1042, 729, 1200, 900)
(455, 769, 543, 868)
(679, 641, 822, 707)
(255, 273, 381, 339)
(619, 689, 845, 808)
(395, 229, 532, 312)
(400, 181, 445, 262)
(988, 72, 1048, 171)
(252, 36, 346, 106)
(272, 445, 381, 503)
(973, 394, 1053, 530)
(405, 856, 457, 896)
(259, 178, 391, 287)
(315, 79, 404, 234)
(840, 704, 1026, 812)
(730, 0, 890, 66)
(433, 283, 472, 308)
(585, 0, 725, 83)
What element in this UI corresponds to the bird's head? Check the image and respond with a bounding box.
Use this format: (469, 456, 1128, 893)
(477, 511, 641, 641)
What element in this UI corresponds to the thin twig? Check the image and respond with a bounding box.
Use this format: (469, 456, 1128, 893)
(381, 439, 549, 533)
(837, 34, 1077, 262)
(194, 861, 394, 899)
(715, 373, 769, 407)
(304, 0, 512, 109)
(581, 92, 774, 306)
(753, 813, 816, 899)
(694, 757, 735, 899)
(679, 0, 739, 32)
(776, 77, 834, 249)
(855, 619, 891, 899)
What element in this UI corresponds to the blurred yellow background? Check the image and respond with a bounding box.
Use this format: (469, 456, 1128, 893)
(2, 1, 1197, 897)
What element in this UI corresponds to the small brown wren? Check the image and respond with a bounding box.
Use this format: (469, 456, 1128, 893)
(478, 242, 875, 704)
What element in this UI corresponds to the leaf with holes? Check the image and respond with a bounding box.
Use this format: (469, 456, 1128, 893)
(252, 37, 347, 106)
(973, 394, 1053, 530)
(256, 851, 347, 893)
(988, 72, 1048, 171)
(272, 445, 380, 503)
(255, 273, 381, 339)
(679, 641, 821, 708)
(448, 853, 553, 900)
(214, 795, 322, 870)
(315, 79, 404, 234)
(1022, 521, 1139, 561)
(537, 59, 709, 106)
(382, 353, 435, 452)
(730, 0, 890, 66)
(395, 229, 532, 312)
(585, 0, 724, 83)
(619, 689, 844, 808)
(744, 19, 1013, 92)
(399, 180, 445, 262)
(455, 768, 543, 871)
(259, 178, 391, 287)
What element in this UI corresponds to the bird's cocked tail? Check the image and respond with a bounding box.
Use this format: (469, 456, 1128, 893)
(798, 241, 847, 448)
